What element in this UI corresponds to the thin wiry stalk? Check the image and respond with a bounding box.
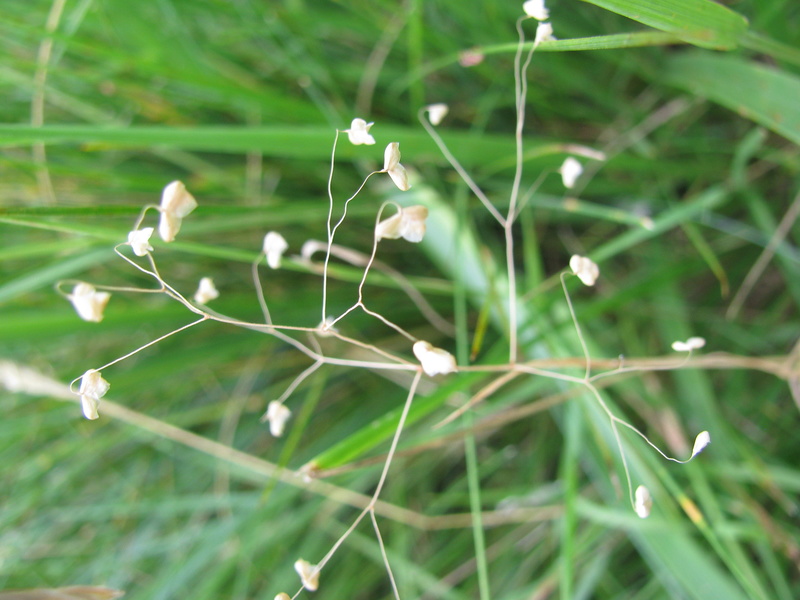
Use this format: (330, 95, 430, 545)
(370, 509, 402, 600)
(312, 371, 422, 585)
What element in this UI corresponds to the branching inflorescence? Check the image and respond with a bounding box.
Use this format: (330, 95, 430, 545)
(59, 2, 711, 597)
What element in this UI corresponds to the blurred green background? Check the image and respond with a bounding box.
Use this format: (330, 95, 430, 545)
(1, 1, 799, 598)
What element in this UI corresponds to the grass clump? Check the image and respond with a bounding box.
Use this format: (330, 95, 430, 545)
(1, 1, 799, 599)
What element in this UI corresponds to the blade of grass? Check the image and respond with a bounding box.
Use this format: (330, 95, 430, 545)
(662, 53, 800, 146)
(0, 124, 520, 168)
(591, 185, 729, 262)
(579, 0, 748, 50)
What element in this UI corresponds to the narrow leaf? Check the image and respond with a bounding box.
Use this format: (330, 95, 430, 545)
(663, 53, 800, 146)
(580, 0, 748, 49)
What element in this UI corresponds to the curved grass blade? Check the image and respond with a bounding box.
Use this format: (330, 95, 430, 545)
(579, 0, 748, 50)
(662, 53, 800, 146)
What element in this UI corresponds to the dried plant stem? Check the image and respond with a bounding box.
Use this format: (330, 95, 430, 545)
(260, 360, 323, 420)
(252, 254, 273, 324)
(302, 240, 455, 335)
(561, 272, 592, 379)
(311, 371, 422, 587)
(370, 508, 402, 600)
(418, 110, 504, 225)
(727, 188, 800, 319)
(31, 0, 67, 204)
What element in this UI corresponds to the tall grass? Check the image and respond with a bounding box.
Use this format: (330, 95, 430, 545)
(1, 1, 799, 599)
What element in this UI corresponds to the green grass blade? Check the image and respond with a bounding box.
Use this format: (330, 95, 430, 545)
(0, 124, 519, 168)
(579, 0, 748, 49)
(591, 186, 729, 262)
(739, 30, 800, 69)
(662, 53, 800, 146)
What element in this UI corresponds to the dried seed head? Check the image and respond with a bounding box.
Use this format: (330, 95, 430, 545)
(294, 559, 320, 591)
(671, 337, 706, 352)
(383, 142, 410, 191)
(691, 431, 711, 458)
(127, 227, 155, 257)
(158, 181, 197, 242)
(634, 485, 652, 519)
(263, 231, 289, 269)
(376, 205, 429, 243)
(194, 277, 219, 304)
(559, 157, 582, 189)
(534, 21, 556, 47)
(425, 103, 449, 126)
(78, 369, 110, 420)
(523, 0, 549, 20)
(264, 401, 291, 437)
(569, 255, 600, 286)
(67, 283, 111, 323)
(413, 341, 458, 377)
(345, 118, 376, 146)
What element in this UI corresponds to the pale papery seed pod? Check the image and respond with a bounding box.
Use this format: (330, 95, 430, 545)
(160, 180, 197, 218)
(634, 485, 652, 519)
(425, 103, 448, 126)
(413, 341, 457, 377)
(67, 283, 111, 323)
(671, 337, 706, 352)
(264, 400, 291, 437)
(294, 559, 320, 591)
(376, 205, 429, 243)
(158, 180, 197, 242)
(127, 227, 154, 257)
(559, 157, 582, 189)
(534, 21, 556, 47)
(383, 142, 410, 191)
(691, 431, 711, 458)
(78, 369, 110, 420)
(193, 277, 219, 304)
(263, 231, 289, 269)
(569, 255, 599, 286)
(522, 0, 549, 20)
(344, 118, 376, 145)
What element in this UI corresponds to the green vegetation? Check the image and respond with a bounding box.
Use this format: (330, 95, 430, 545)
(1, 1, 798, 599)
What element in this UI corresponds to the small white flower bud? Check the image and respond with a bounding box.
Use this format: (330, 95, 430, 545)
(193, 277, 219, 304)
(691, 431, 711, 458)
(383, 142, 410, 192)
(263, 231, 289, 269)
(127, 227, 155, 257)
(569, 255, 599, 286)
(158, 180, 198, 242)
(523, 0, 549, 20)
(376, 205, 429, 243)
(294, 559, 320, 592)
(345, 118, 376, 146)
(264, 401, 291, 437)
(671, 337, 706, 352)
(413, 341, 457, 377)
(78, 369, 110, 420)
(634, 485, 652, 519)
(67, 283, 111, 323)
(425, 103, 449, 126)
